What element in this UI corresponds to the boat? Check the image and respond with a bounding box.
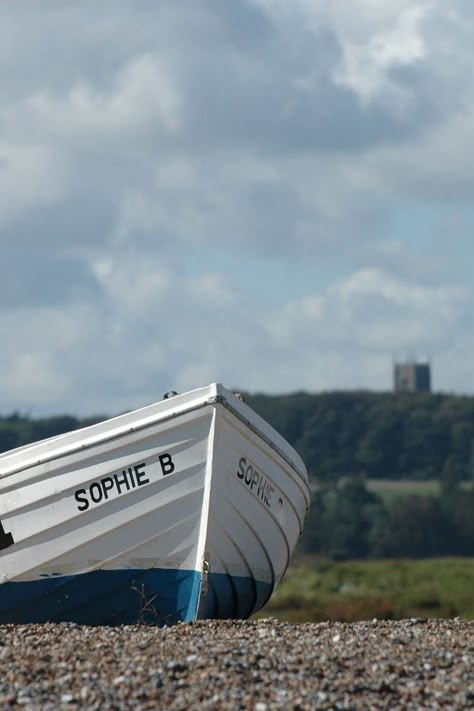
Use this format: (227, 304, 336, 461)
(0, 383, 310, 625)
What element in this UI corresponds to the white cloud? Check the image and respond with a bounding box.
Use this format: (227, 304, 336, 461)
(0, 262, 471, 415)
(367, 100, 474, 200)
(23, 53, 181, 141)
(270, 268, 471, 359)
(0, 1, 472, 414)
(334, 5, 429, 107)
(0, 143, 65, 224)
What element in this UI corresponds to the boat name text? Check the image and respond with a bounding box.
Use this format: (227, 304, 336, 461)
(237, 456, 274, 508)
(74, 454, 175, 511)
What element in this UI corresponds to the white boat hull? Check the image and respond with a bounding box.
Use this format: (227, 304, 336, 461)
(0, 384, 310, 624)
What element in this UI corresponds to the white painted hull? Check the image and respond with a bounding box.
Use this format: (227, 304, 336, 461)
(0, 384, 310, 624)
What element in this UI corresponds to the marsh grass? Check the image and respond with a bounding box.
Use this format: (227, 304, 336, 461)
(364, 478, 474, 505)
(257, 557, 474, 622)
(365, 478, 440, 504)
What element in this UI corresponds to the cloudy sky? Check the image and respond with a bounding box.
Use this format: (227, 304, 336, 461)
(1, 0, 473, 416)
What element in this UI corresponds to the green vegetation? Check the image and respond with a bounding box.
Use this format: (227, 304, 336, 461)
(365, 478, 441, 504)
(246, 390, 473, 560)
(258, 557, 474, 622)
(245, 390, 473, 483)
(0, 413, 104, 454)
(1, 391, 472, 560)
(302, 479, 474, 559)
(2, 391, 472, 485)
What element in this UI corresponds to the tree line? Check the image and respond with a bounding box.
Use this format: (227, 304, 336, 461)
(244, 390, 473, 559)
(245, 390, 473, 485)
(0, 413, 103, 455)
(1, 391, 472, 485)
(1, 390, 472, 560)
(299, 477, 474, 560)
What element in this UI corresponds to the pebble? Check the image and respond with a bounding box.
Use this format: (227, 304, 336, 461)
(0, 618, 472, 709)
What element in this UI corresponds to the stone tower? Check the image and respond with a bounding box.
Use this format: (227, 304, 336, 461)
(393, 361, 431, 393)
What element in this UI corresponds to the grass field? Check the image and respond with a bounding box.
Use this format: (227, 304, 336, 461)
(257, 557, 474, 623)
(359, 478, 472, 504)
(365, 478, 440, 503)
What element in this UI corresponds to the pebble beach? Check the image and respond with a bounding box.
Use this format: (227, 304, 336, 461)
(1, 618, 473, 709)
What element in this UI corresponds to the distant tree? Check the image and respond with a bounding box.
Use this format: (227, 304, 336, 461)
(0, 422, 22, 453)
(300, 479, 385, 560)
(440, 455, 464, 496)
(1, 388, 472, 496)
(298, 489, 326, 554)
(0, 414, 82, 454)
(373, 496, 456, 558)
(30, 416, 79, 442)
(446, 489, 474, 556)
(246, 391, 473, 484)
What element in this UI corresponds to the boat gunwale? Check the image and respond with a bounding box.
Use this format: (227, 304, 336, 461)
(0, 385, 310, 501)
(0, 400, 211, 481)
(212, 394, 310, 507)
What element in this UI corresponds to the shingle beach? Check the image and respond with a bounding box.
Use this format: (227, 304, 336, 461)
(1, 618, 472, 709)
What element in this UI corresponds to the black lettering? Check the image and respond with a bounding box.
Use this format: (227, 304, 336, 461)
(0, 520, 14, 551)
(127, 467, 136, 488)
(74, 460, 154, 510)
(101, 477, 114, 499)
(135, 462, 150, 486)
(245, 464, 253, 485)
(251, 469, 259, 491)
(235, 456, 274, 510)
(266, 485, 274, 507)
(89, 482, 103, 504)
(159, 453, 175, 476)
(237, 456, 246, 479)
(75, 489, 90, 512)
(114, 470, 131, 494)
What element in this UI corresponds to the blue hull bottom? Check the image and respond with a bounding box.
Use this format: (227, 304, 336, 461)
(0, 569, 273, 625)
